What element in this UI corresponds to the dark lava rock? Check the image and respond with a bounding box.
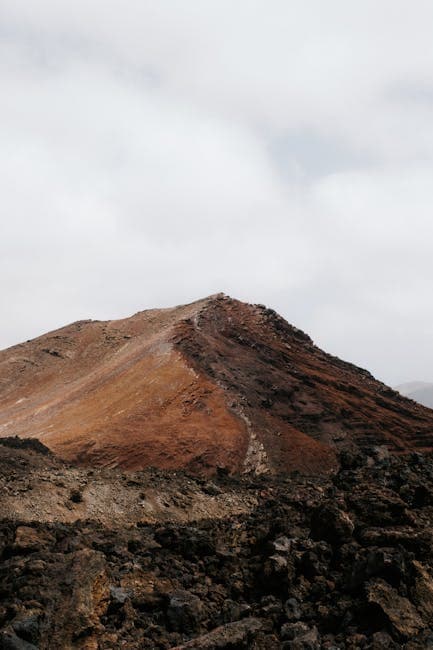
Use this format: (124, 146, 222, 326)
(366, 578, 425, 639)
(283, 625, 320, 649)
(0, 437, 51, 456)
(310, 503, 354, 545)
(2, 449, 433, 647)
(284, 598, 302, 622)
(167, 590, 205, 633)
(0, 630, 38, 650)
(11, 616, 39, 645)
(172, 617, 263, 648)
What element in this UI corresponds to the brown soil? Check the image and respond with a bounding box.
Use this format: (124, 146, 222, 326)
(1, 294, 432, 475)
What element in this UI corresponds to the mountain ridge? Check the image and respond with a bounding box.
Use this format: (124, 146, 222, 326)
(1, 294, 433, 475)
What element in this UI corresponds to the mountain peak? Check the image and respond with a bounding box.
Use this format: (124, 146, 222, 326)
(1, 296, 433, 475)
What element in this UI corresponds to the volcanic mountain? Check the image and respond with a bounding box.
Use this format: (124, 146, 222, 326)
(1, 294, 433, 475)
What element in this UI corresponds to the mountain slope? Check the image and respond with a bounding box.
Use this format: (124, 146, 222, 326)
(1, 294, 433, 475)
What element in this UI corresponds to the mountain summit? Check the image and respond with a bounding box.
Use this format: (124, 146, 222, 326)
(1, 294, 432, 475)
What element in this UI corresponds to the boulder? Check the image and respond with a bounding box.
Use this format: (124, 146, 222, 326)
(167, 590, 204, 634)
(366, 578, 425, 639)
(310, 504, 354, 545)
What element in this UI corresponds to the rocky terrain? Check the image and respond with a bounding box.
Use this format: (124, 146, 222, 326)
(3, 438, 433, 648)
(1, 294, 433, 476)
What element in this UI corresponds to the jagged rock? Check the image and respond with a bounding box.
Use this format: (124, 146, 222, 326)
(370, 631, 398, 649)
(284, 598, 302, 621)
(0, 437, 51, 456)
(260, 595, 283, 617)
(300, 541, 332, 578)
(45, 549, 110, 648)
(345, 633, 368, 649)
(170, 617, 263, 648)
(167, 590, 204, 633)
(271, 536, 292, 554)
(13, 527, 54, 553)
(0, 630, 38, 650)
(11, 615, 39, 645)
(366, 578, 425, 639)
(265, 554, 288, 574)
(283, 625, 320, 649)
(349, 547, 407, 588)
(348, 487, 409, 526)
(280, 622, 310, 641)
(2, 442, 433, 647)
(310, 503, 354, 545)
(411, 560, 433, 626)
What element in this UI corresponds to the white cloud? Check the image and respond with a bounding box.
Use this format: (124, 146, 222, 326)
(1, 1, 433, 385)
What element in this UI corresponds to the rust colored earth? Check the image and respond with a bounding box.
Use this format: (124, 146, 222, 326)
(0, 294, 432, 475)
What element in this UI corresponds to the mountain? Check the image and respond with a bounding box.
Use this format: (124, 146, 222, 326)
(396, 381, 433, 409)
(1, 294, 433, 475)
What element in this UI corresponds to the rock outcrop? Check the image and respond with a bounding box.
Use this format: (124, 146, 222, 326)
(1, 294, 433, 475)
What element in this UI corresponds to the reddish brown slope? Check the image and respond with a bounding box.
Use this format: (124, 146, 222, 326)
(0, 298, 248, 474)
(0, 294, 432, 475)
(175, 296, 433, 462)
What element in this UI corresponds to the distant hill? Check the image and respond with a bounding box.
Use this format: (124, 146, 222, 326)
(396, 381, 433, 409)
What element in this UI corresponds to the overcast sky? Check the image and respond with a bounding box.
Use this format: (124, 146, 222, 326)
(1, 1, 433, 386)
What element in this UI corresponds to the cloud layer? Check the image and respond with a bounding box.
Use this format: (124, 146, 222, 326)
(1, 1, 433, 385)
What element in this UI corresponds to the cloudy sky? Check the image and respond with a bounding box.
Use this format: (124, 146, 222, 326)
(1, 1, 433, 386)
